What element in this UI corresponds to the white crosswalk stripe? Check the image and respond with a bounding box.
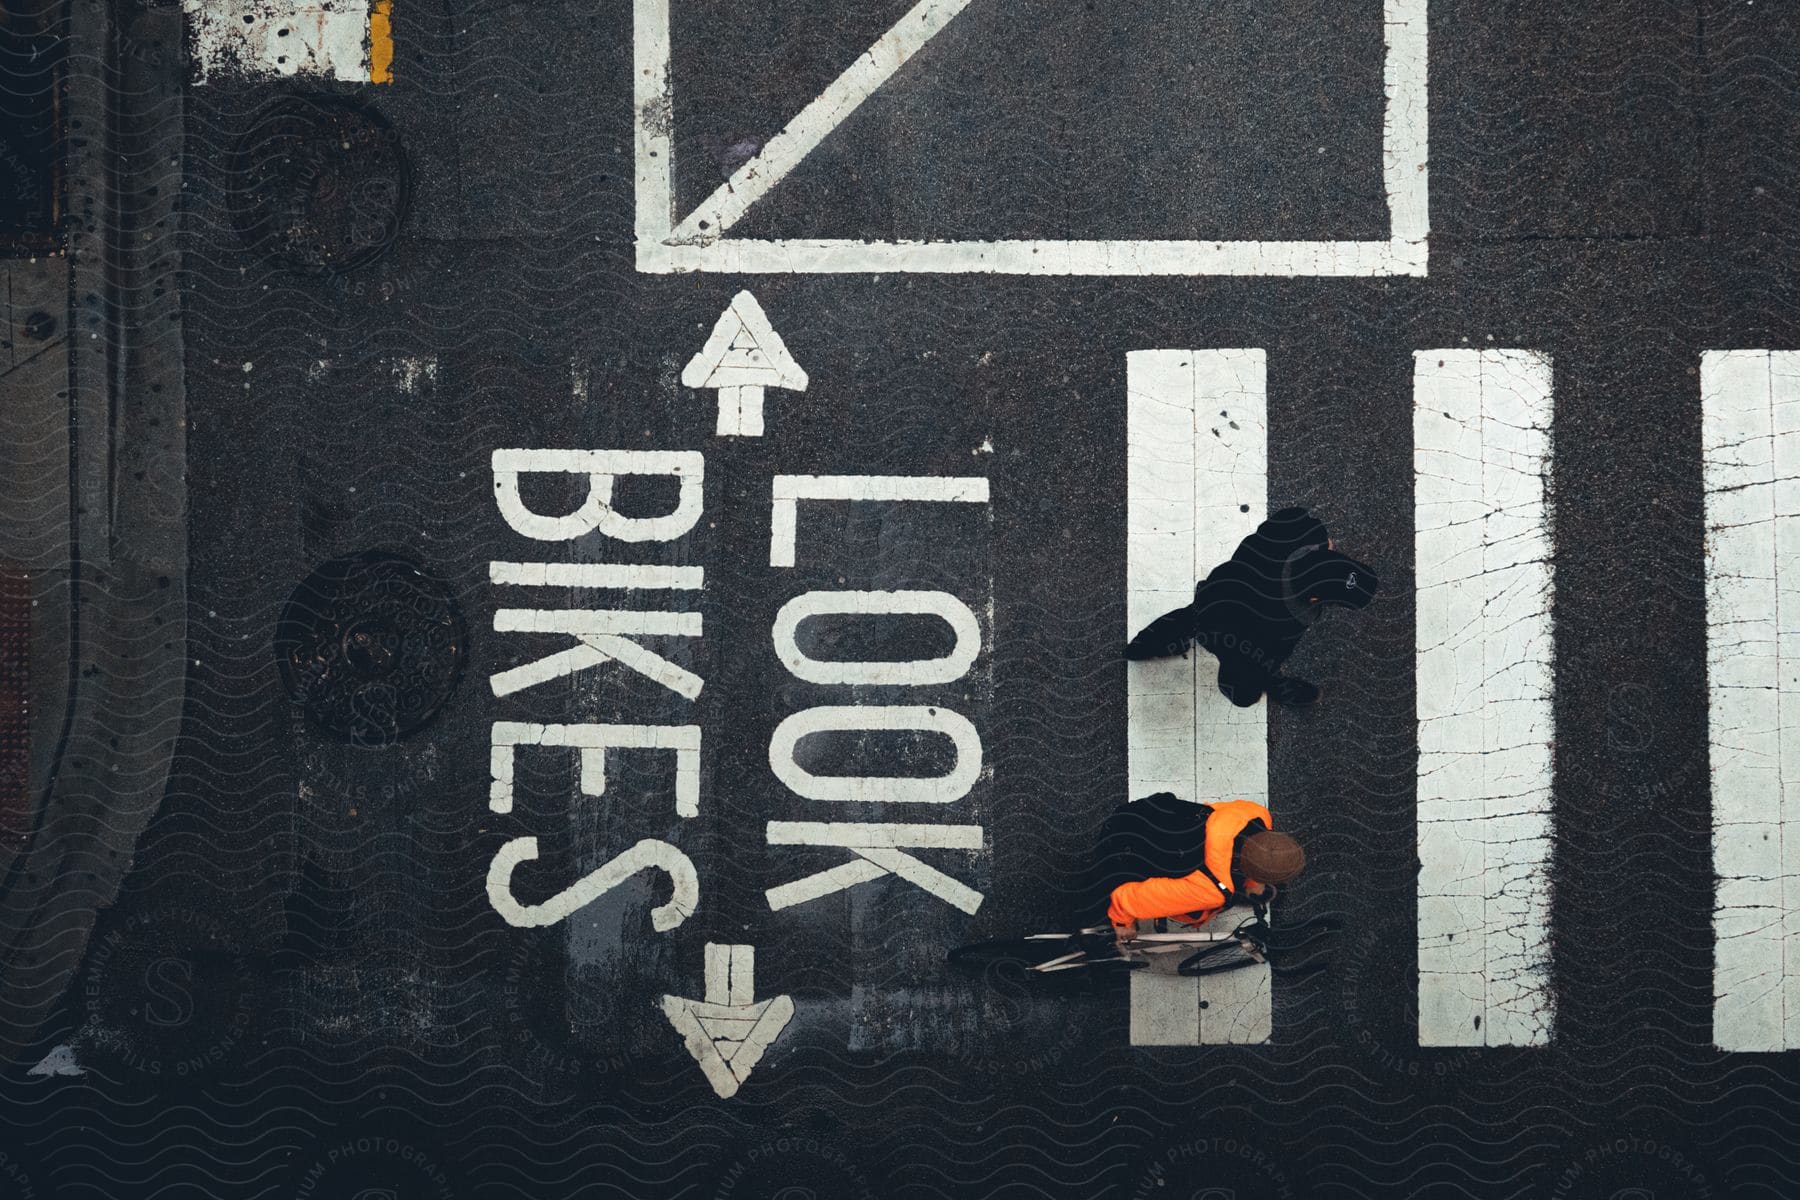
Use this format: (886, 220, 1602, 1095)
(1413, 350, 1556, 1047)
(1123, 346, 1800, 1053)
(1125, 349, 1270, 1046)
(1704, 349, 1800, 1053)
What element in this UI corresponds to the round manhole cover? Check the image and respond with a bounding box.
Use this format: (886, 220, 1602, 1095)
(276, 551, 465, 745)
(228, 95, 410, 276)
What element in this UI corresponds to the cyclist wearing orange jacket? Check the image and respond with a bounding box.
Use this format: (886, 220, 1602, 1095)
(1094, 793, 1306, 945)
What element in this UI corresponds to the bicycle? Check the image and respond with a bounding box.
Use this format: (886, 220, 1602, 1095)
(947, 896, 1337, 982)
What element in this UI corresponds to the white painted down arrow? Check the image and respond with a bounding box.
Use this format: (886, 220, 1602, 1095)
(660, 942, 794, 1098)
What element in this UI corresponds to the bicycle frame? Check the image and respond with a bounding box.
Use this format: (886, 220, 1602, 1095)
(948, 898, 1306, 982)
(1034, 927, 1241, 943)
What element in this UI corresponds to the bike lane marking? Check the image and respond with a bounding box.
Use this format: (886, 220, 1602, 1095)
(1414, 349, 1555, 1047)
(1125, 349, 1271, 1046)
(1704, 349, 1800, 1052)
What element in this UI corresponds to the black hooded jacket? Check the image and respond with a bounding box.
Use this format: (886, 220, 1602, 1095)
(1125, 507, 1378, 705)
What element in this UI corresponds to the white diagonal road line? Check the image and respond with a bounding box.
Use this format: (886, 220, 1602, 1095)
(668, 0, 977, 244)
(635, 0, 1430, 275)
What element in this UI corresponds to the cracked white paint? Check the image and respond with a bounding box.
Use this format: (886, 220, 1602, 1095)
(772, 590, 980, 686)
(633, 0, 1429, 275)
(763, 821, 984, 914)
(305, 354, 437, 392)
(391, 355, 436, 395)
(1125, 350, 1270, 1046)
(669, 0, 975, 245)
(1414, 349, 1555, 1048)
(769, 474, 989, 568)
(661, 943, 794, 1099)
(1704, 350, 1800, 1052)
(769, 705, 981, 804)
(489, 608, 703, 700)
(488, 721, 700, 819)
(493, 449, 704, 544)
(486, 836, 698, 931)
(681, 291, 809, 437)
(185, 0, 374, 84)
(489, 561, 703, 591)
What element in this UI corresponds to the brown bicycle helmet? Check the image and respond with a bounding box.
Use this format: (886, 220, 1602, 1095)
(1241, 830, 1307, 884)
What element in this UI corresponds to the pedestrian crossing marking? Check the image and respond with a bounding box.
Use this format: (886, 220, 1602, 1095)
(1125, 349, 1271, 1046)
(1414, 350, 1556, 1047)
(1704, 349, 1800, 1053)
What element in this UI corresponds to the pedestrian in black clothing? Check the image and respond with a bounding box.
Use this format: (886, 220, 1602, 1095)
(1125, 506, 1378, 707)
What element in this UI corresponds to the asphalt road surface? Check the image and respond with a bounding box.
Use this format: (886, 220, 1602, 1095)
(3, 0, 1799, 1196)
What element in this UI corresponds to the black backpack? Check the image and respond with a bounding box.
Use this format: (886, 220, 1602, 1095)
(1095, 792, 1270, 897)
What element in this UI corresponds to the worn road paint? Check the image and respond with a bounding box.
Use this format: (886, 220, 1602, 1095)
(661, 943, 795, 1099)
(1382, 0, 1430, 244)
(483, 446, 706, 936)
(306, 354, 433, 390)
(493, 449, 704, 543)
(1414, 349, 1555, 1048)
(185, 0, 378, 84)
(646, 238, 1429, 278)
(632, 0, 675, 248)
(490, 609, 704, 700)
(634, 0, 1429, 275)
(1124, 349, 1271, 1046)
(1704, 350, 1800, 1053)
(770, 705, 981, 804)
(389, 355, 433, 393)
(773, 590, 980, 686)
(489, 561, 704, 591)
(765, 822, 983, 914)
(487, 836, 698, 930)
(368, 0, 393, 84)
(770, 475, 989, 568)
(488, 722, 701, 818)
(667, 0, 975, 245)
(682, 291, 809, 437)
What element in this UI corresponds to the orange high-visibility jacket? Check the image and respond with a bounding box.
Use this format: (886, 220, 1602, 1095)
(1106, 799, 1273, 928)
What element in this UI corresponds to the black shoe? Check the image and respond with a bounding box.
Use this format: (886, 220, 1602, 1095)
(1125, 607, 1198, 661)
(1269, 677, 1320, 706)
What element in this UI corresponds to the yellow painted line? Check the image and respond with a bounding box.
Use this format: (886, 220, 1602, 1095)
(369, 0, 394, 84)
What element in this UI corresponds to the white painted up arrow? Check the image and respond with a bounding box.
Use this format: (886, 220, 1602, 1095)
(660, 942, 794, 1098)
(680, 291, 809, 437)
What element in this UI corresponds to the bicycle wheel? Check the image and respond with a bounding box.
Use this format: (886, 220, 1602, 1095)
(1177, 941, 1266, 977)
(1175, 915, 1340, 976)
